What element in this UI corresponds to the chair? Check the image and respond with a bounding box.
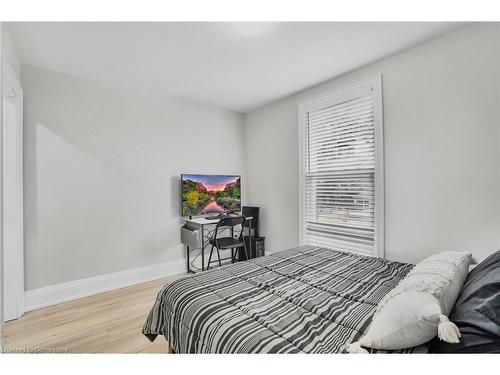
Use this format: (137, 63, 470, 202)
(207, 215, 248, 269)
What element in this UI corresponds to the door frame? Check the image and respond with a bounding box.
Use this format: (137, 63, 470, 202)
(2, 58, 24, 320)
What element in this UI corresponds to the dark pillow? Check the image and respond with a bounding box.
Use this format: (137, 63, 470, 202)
(476, 291, 500, 326)
(430, 250, 500, 353)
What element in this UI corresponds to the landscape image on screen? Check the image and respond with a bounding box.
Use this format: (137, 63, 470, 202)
(181, 174, 241, 216)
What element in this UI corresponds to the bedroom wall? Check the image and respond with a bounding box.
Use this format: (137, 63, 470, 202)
(243, 23, 500, 264)
(1, 25, 21, 81)
(22, 65, 245, 291)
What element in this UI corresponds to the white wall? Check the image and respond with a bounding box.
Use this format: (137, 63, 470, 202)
(23, 65, 245, 290)
(1, 25, 21, 81)
(244, 23, 500, 264)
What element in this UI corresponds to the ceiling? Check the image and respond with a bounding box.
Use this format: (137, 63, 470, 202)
(8, 22, 467, 113)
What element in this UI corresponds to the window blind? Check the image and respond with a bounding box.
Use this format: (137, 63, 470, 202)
(301, 80, 382, 256)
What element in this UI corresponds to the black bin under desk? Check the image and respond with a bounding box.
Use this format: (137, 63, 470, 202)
(238, 236, 265, 261)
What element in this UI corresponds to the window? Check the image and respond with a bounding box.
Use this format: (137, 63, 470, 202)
(298, 77, 384, 257)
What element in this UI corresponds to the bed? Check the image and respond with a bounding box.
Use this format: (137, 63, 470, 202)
(143, 245, 428, 353)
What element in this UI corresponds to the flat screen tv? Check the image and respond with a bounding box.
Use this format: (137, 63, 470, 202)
(181, 174, 241, 217)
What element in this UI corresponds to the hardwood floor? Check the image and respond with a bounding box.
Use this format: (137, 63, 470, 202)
(4, 274, 184, 353)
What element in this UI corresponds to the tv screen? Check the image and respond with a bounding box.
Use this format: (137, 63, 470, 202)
(181, 174, 241, 217)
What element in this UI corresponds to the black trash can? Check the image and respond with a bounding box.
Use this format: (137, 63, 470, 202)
(239, 236, 265, 260)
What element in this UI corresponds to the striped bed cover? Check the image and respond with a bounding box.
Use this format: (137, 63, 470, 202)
(143, 246, 428, 353)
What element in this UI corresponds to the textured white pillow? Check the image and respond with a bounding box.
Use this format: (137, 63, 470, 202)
(348, 251, 473, 353)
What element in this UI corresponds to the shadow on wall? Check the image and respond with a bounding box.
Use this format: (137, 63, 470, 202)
(171, 175, 184, 225)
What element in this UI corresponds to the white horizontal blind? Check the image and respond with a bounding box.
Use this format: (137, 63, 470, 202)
(301, 79, 382, 256)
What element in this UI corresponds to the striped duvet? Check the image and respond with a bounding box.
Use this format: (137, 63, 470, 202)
(143, 246, 428, 353)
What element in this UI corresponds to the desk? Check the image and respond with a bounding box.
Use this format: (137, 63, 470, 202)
(184, 216, 253, 273)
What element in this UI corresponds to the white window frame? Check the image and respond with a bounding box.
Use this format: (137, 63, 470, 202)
(298, 76, 384, 258)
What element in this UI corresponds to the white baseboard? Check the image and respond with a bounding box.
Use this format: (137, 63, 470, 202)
(24, 259, 186, 311)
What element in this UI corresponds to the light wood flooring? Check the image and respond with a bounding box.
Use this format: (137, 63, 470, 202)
(4, 274, 184, 353)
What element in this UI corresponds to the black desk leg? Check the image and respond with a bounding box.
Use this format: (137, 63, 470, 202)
(230, 226, 234, 260)
(187, 245, 190, 273)
(250, 218, 253, 259)
(201, 225, 205, 271)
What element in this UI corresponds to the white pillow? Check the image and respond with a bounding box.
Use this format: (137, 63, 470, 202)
(347, 251, 473, 353)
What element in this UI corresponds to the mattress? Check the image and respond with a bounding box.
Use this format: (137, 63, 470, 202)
(143, 245, 428, 353)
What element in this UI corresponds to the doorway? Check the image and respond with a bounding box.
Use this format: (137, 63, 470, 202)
(2, 59, 23, 321)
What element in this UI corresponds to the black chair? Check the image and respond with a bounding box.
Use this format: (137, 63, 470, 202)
(207, 215, 248, 269)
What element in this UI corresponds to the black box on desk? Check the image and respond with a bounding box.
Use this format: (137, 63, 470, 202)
(239, 236, 265, 260)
